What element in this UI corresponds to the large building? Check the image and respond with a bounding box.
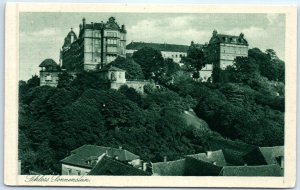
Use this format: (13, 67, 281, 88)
(208, 30, 249, 69)
(126, 42, 189, 63)
(199, 30, 249, 81)
(60, 17, 127, 71)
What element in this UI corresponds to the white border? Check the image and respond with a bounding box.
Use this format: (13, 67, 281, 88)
(4, 3, 297, 188)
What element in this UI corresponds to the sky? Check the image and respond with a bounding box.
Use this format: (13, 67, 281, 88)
(19, 12, 285, 81)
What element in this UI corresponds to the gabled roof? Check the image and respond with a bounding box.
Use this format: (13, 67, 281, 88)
(186, 149, 227, 167)
(126, 42, 189, 53)
(219, 164, 283, 176)
(60, 145, 140, 168)
(243, 146, 284, 166)
(207, 138, 256, 166)
(39, 59, 59, 67)
(259, 146, 284, 165)
(152, 157, 222, 176)
(88, 154, 150, 176)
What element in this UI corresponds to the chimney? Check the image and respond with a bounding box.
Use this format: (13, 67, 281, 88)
(121, 24, 125, 30)
(70, 28, 74, 43)
(82, 17, 86, 27)
(163, 156, 167, 162)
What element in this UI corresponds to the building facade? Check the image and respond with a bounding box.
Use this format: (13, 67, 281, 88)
(39, 59, 62, 87)
(208, 30, 249, 69)
(198, 30, 248, 81)
(98, 66, 150, 94)
(60, 17, 127, 71)
(126, 42, 189, 64)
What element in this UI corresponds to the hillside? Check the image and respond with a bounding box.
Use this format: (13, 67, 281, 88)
(183, 109, 209, 131)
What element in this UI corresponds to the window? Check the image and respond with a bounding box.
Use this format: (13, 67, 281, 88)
(77, 170, 81, 176)
(67, 169, 72, 175)
(107, 39, 117, 45)
(107, 32, 117, 37)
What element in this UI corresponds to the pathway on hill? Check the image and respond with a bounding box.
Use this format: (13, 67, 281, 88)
(183, 109, 210, 131)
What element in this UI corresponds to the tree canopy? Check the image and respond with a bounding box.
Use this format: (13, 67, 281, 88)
(110, 56, 145, 80)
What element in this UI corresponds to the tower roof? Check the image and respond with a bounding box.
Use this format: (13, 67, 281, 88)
(62, 28, 78, 49)
(39, 58, 58, 67)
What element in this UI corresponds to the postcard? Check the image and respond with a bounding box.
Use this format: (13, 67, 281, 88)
(4, 3, 297, 188)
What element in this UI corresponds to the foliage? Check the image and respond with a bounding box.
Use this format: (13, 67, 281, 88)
(182, 44, 207, 74)
(132, 47, 165, 79)
(18, 47, 284, 175)
(110, 56, 145, 80)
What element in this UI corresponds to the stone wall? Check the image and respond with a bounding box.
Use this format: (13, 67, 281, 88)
(40, 71, 61, 87)
(110, 80, 151, 94)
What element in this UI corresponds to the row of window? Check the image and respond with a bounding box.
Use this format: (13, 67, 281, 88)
(66, 168, 88, 176)
(107, 32, 117, 37)
(107, 39, 117, 45)
(162, 53, 186, 58)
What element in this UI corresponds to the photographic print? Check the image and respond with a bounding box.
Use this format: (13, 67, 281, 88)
(5, 3, 297, 188)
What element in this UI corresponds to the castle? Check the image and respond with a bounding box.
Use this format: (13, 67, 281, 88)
(60, 17, 127, 71)
(39, 16, 249, 88)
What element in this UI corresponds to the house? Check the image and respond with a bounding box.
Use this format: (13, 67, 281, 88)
(219, 164, 283, 176)
(151, 157, 222, 176)
(39, 58, 62, 87)
(88, 154, 150, 176)
(60, 145, 140, 175)
(185, 149, 227, 167)
(243, 146, 284, 169)
(98, 65, 151, 94)
(60, 17, 127, 71)
(126, 42, 189, 63)
(207, 138, 256, 166)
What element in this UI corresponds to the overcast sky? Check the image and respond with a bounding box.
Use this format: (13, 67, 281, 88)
(19, 12, 285, 81)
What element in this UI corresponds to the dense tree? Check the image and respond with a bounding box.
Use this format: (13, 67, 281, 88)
(57, 71, 73, 88)
(248, 48, 284, 82)
(182, 43, 207, 74)
(132, 47, 164, 79)
(110, 56, 145, 80)
(18, 46, 284, 174)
